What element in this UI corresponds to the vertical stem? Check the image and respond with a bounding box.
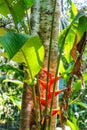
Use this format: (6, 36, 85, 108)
(3, 1, 40, 129)
(48, 27, 70, 130)
(45, 0, 57, 113)
(21, 49, 39, 129)
(44, 0, 57, 130)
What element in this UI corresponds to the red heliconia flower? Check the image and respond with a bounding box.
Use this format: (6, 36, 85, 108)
(38, 79, 47, 89)
(48, 88, 67, 99)
(52, 109, 60, 116)
(36, 69, 66, 114)
(36, 96, 51, 106)
(41, 69, 53, 79)
(39, 76, 61, 90)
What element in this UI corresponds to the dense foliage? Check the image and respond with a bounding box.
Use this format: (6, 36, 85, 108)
(0, 0, 87, 130)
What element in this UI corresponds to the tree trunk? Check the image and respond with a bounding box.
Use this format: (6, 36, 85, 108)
(20, 76, 35, 130)
(30, 0, 61, 130)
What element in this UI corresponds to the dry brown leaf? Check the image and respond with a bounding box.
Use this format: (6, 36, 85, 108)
(70, 35, 77, 62)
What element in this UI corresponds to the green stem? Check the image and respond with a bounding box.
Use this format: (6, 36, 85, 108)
(45, 0, 57, 118)
(4, 0, 38, 127)
(48, 27, 70, 130)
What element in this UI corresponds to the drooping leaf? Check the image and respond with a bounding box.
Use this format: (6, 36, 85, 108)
(0, 1, 9, 16)
(0, 0, 25, 24)
(63, 23, 78, 62)
(0, 32, 45, 78)
(0, 32, 29, 59)
(70, 2, 78, 21)
(13, 35, 44, 78)
(9, 0, 25, 24)
(76, 15, 87, 44)
(58, 11, 87, 63)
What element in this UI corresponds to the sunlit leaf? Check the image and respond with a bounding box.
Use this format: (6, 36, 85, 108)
(0, 32, 45, 78)
(0, 0, 25, 24)
(76, 16, 87, 43)
(0, 32, 29, 58)
(66, 119, 77, 130)
(0, 28, 7, 37)
(0, 1, 9, 16)
(64, 23, 78, 62)
(58, 11, 87, 63)
(70, 2, 78, 21)
(70, 115, 79, 130)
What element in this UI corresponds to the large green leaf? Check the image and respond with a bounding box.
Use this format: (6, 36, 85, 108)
(76, 16, 87, 43)
(64, 23, 78, 62)
(58, 11, 87, 63)
(70, 2, 78, 21)
(10, 0, 25, 23)
(0, 0, 24, 23)
(12, 35, 45, 78)
(0, 1, 9, 16)
(0, 0, 34, 24)
(0, 32, 45, 78)
(0, 32, 29, 58)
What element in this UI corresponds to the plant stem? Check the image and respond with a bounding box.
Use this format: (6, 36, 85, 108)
(21, 49, 40, 129)
(48, 28, 70, 130)
(4, 1, 39, 128)
(44, 0, 57, 129)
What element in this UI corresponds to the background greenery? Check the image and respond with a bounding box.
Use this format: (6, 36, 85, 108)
(0, 0, 87, 130)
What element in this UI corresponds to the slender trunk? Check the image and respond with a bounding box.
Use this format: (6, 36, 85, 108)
(20, 83, 33, 130)
(30, 0, 61, 130)
(20, 72, 34, 130)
